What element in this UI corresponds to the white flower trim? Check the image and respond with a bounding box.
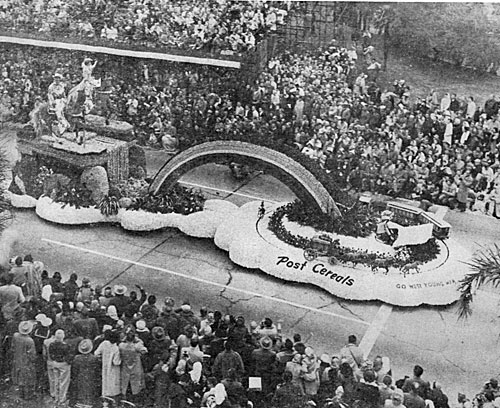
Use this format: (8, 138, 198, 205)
(36, 196, 108, 224)
(34, 197, 236, 236)
(32, 197, 469, 306)
(215, 201, 470, 307)
(8, 191, 37, 208)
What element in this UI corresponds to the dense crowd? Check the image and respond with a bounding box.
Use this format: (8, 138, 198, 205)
(1, 39, 499, 218)
(250, 46, 500, 217)
(0, 0, 291, 54)
(4, 254, 492, 408)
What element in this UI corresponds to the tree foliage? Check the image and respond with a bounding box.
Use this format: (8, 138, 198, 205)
(377, 3, 500, 71)
(334, 2, 500, 71)
(458, 244, 500, 319)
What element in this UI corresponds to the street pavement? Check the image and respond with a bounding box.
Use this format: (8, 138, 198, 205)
(3, 128, 500, 402)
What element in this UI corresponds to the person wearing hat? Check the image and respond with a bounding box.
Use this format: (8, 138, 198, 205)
(135, 319, 151, 345)
(176, 300, 200, 332)
(119, 326, 148, 399)
(148, 326, 174, 371)
(33, 315, 52, 391)
(47, 71, 69, 133)
(70, 339, 100, 407)
(109, 284, 129, 319)
(156, 298, 180, 340)
(11, 321, 37, 400)
(251, 336, 277, 396)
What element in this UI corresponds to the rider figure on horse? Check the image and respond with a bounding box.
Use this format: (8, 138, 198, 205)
(47, 72, 69, 135)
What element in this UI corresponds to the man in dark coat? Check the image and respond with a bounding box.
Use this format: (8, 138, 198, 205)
(11, 321, 37, 400)
(156, 298, 180, 340)
(48, 329, 73, 405)
(109, 285, 129, 318)
(70, 339, 101, 407)
(73, 308, 100, 340)
(63, 273, 80, 303)
(272, 371, 305, 408)
(251, 336, 277, 397)
(354, 370, 381, 408)
(213, 340, 245, 381)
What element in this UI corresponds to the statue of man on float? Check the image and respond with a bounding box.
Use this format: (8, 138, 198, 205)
(32, 57, 102, 144)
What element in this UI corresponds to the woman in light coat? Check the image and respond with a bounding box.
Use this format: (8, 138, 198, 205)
(302, 347, 320, 398)
(119, 328, 147, 397)
(94, 330, 121, 397)
(285, 353, 306, 394)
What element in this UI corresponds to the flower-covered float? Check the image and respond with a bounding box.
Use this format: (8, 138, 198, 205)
(8, 62, 469, 306)
(9, 151, 469, 307)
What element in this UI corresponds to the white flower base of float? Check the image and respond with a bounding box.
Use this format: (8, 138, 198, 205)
(214, 201, 470, 306)
(8, 191, 37, 208)
(34, 197, 237, 236)
(118, 209, 185, 231)
(223, 201, 270, 269)
(32, 197, 469, 306)
(36, 196, 113, 224)
(178, 200, 239, 238)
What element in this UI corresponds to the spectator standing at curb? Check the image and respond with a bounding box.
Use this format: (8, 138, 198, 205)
(48, 329, 73, 406)
(70, 339, 101, 407)
(11, 320, 37, 400)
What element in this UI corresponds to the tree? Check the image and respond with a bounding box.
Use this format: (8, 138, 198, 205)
(383, 3, 500, 71)
(457, 244, 500, 319)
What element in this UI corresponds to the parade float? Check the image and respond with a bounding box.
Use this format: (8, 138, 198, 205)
(8, 59, 469, 307)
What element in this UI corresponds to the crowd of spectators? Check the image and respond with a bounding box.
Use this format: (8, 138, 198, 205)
(0, 0, 291, 54)
(4, 254, 488, 408)
(249, 45, 500, 217)
(1, 38, 500, 217)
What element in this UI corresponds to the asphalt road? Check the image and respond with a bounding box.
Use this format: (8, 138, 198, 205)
(4, 129, 500, 400)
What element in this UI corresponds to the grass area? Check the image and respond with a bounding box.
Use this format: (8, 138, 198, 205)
(378, 49, 500, 106)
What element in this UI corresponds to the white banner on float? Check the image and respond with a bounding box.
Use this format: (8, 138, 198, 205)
(392, 223, 434, 247)
(0, 36, 241, 69)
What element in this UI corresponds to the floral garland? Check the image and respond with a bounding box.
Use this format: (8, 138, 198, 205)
(285, 199, 376, 238)
(268, 203, 440, 269)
